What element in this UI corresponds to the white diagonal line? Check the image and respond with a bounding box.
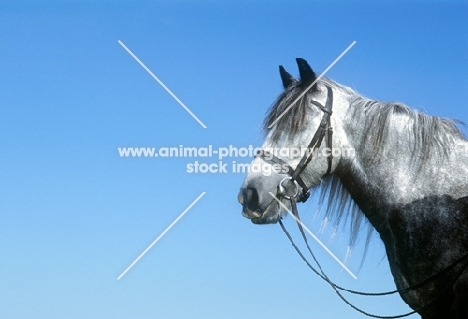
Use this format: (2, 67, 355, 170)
(268, 41, 356, 129)
(269, 192, 357, 279)
(117, 192, 206, 280)
(118, 40, 207, 129)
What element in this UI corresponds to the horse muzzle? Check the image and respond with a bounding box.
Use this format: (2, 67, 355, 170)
(238, 187, 283, 223)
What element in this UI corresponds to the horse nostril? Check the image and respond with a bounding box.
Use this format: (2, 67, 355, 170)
(242, 187, 259, 211)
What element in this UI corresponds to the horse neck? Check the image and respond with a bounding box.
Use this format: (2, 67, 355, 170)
(336, 100, 468, 234)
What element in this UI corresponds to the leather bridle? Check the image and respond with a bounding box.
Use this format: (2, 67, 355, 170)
(256, 85, 334, 203)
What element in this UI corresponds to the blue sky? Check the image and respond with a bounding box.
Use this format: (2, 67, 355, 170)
(1, 1, 467, 318)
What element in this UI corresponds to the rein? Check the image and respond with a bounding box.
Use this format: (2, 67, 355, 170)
(257, 84, 468, 318)
(280, 198, 468, 318)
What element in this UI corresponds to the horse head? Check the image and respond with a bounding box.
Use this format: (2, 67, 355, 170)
(238, 58, 354, 224)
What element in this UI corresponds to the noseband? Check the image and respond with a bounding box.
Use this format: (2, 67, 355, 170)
(256, 85, 334, 203)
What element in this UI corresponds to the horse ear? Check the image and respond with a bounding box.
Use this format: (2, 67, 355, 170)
(296, 58, 317, 88)
(279, 65, 295, 88)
